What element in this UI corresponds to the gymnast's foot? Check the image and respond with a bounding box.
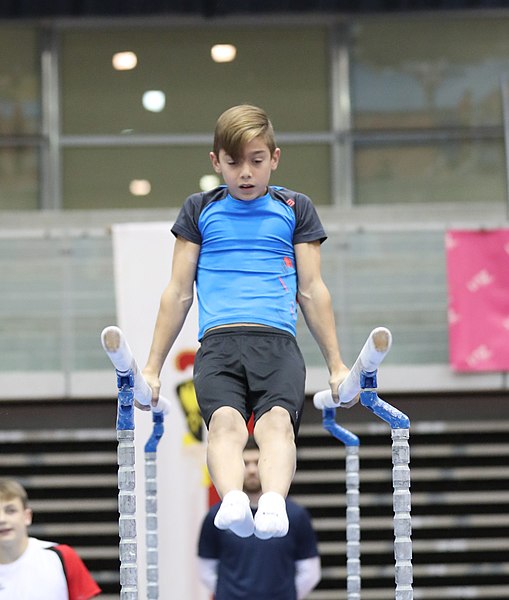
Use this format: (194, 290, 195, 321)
(214, 490, 254, 538)
(254, 491, 289, 540)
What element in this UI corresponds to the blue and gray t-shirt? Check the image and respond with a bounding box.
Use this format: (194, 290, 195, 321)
(171, 185, 326, 339)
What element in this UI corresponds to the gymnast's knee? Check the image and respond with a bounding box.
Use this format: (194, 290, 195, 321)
(254, 406, 295, 442)
(208, 406, 248, 443)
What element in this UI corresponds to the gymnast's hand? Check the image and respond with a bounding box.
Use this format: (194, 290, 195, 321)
(329, 364, 358, 409)
(140, 368, 161, 411)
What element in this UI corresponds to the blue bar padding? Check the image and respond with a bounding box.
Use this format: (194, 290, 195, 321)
(322, 408, 360, 446)
(360, 390, 410, 429)
(144, 412, 165, 452)
(360, 370, 377, 390)
(116, 377, 135, 431)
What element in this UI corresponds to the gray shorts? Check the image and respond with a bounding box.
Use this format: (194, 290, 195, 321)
(193, 326, 306, 433)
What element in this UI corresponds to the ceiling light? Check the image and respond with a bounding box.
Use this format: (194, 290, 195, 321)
(200, 175, 220, 191)
(142, 90, 166, 113)
(129, 179, 151, 196)
(211, 44, 237, 63)
(112, 51, 138, 71)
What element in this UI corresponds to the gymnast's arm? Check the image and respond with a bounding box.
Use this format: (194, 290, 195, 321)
(295, 241, 351, 403)
(142, 236, 200, 405)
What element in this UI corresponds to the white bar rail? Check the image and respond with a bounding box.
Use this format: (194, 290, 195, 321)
(101, 326, 170, 415)
(313, 327, 392, 409)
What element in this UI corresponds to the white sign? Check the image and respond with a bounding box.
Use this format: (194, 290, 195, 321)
(112, 222, 208, 599)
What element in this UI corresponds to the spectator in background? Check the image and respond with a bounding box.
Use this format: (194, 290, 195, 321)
(0, 478, 101, 599)
(197, 436, 321, 600)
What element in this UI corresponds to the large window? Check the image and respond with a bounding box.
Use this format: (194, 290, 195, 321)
(350, 17, 509, 129)
(0, 15, 509, 209)
(61, 26, 329, 135)
(349, 16, 509, 205)
(59, 24, 331, 208)
(0, 26, 40, 210)
(353, 139, 506, 205)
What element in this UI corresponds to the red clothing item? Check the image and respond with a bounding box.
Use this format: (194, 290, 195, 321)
(48, 545, 101, 600)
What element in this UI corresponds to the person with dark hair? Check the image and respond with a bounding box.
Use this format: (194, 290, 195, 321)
(197, 437, 321, 600)
(0, 479, 101, 599)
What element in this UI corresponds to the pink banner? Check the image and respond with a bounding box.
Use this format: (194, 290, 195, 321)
(446, 229, 509, 372)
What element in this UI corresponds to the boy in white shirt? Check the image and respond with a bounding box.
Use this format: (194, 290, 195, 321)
(0, 479, 101, 600)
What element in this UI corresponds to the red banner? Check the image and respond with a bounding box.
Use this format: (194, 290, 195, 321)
(446, 229, 509, 372)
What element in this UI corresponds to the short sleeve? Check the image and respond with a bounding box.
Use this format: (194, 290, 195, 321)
(291, 504, 320, 560)
(293, 193, 327, 245)
(171, 193, 204, 245)
(197, 505, 221, 559)
(48, 544, 101, 600)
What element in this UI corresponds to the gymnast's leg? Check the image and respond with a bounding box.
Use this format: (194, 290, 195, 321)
(207, 406, 254, 537)
(252, 406, 296, 539)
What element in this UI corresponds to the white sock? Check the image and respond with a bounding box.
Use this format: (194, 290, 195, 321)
(214, 490, 254, 538)
(254, 491, 289, 540)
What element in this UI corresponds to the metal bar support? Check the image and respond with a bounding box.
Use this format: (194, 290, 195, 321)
(144, 412, 165, 599)
(117, 372, 138, 600)
(359, 371, 413, 600)
(322, 408, 361, 600)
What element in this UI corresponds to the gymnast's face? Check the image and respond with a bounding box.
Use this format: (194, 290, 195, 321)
(243, 449, 262, 494)
(210, 136, 280, 202)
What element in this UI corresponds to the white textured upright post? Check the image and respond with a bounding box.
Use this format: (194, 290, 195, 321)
(145, 452, 158, 599)
(118, 425, 138, 600)
(144, 410, 165, 600)
(345, 445, 361, 600)
(360, 388, 413, 599)
(319, 409, 361, 598)
(392, 428, 413, 600)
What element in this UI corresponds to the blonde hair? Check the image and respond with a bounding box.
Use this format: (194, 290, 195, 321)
(213, 104, 277, 160)
(0, 479, 29, 509)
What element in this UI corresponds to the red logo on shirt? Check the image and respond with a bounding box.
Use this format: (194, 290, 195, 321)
(285, 198, 295, 207)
